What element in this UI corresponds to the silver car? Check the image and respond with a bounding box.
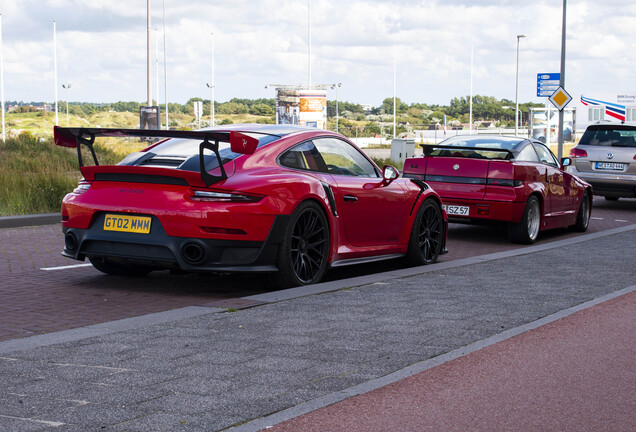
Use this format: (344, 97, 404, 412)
(567, 123, 636, 200)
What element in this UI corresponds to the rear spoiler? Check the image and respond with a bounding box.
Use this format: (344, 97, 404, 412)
(54, 126, 266, 187)
(420, 144, 514, 160)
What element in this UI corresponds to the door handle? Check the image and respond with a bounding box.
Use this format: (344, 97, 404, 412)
(343, 195, 358, 203)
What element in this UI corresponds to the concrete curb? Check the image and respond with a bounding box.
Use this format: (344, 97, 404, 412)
(0, 213, 60, 229)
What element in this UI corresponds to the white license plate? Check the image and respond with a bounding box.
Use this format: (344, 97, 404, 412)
(595, 162, 624, 171)
(442, 204, 470, 216)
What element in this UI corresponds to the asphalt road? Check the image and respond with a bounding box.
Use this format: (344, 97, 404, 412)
(0, 196, 634, 342)
(263, 290, 636, 432)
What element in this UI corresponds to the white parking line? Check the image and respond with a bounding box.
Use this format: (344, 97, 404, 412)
(40, 263, 93, 271)
(591, 217, 604, 220)
(615, 219, 629, 223)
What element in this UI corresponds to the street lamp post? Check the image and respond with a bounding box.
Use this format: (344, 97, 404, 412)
(207, 33, 215, 128)
(62, 84, 71, 126)
(206, 83, 215, 127)
(515, 34, 526, 136)
(0, 13, 5, 142)
(53, 20, 59, 126)
(146, 0, 152, 107)
(331, 83, 341, 133)
(557, 0, 567, 160)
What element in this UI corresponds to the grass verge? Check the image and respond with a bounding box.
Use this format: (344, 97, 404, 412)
(0, 133, 127, 216)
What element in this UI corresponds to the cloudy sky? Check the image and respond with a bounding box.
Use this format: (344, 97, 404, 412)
(0, 0, 634, 107)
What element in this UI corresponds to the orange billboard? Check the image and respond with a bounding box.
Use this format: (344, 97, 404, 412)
(275, 89, 327, 129)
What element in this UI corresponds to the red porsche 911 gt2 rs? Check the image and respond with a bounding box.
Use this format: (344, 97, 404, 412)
(55, 124, 447, 287)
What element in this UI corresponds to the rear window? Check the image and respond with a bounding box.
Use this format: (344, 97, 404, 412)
(579, 125, 636, 147)
(150, 133, 279, 157)
(118, 133, 281, 171)
(439, 136, 524, 150)
(426, 136, 522, 160)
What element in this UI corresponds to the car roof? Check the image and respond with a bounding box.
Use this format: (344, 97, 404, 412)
(585, 123, 636, 131)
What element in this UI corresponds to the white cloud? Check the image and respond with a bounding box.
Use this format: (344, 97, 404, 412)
(0, 0, 633, 106)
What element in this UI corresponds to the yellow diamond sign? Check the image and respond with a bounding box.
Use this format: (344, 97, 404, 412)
(549, 86, 572, 111)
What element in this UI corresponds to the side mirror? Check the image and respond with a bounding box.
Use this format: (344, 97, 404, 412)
(382, 165, 399, 181)
(230, 131, 259, 155)
(561, 157, 572, 169)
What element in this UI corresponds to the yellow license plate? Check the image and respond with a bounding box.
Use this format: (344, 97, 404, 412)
(103, 214, 152, 234)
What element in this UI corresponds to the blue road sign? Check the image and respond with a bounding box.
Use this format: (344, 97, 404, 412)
(537, 73, 561, 97)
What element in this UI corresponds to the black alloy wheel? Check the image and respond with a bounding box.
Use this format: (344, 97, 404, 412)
(405, 198, 444, 265)
(272, 201, 329, 288)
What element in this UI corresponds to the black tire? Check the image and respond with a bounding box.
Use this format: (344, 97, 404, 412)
(508, 195, 541, 244)
(571, 190, 591, 232)
(89, 257, 153, 277)
(604, 196, 619, 201)
(270, 201, 329, 288)
(404, 198, 444, 266)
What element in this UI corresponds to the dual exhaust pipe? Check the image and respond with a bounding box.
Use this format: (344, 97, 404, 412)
(64, 230, 207, 266)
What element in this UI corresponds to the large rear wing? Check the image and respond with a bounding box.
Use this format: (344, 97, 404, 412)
(54, 126, 266, 186)
(420, 144, 514, 160)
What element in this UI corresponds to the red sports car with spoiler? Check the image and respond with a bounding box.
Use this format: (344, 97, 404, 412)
(54, 124, 447, 287)
(402, 135, 592, 244)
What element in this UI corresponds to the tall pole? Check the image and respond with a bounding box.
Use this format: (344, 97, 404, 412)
(515, 34, 526, 136)
(469, 45, 473, 135)
(147, 0, 152, 107)
(0, 14, 5, 142)
(308, 0, 311, 87)
(162, 0, 169, 129)
(393, 48, 396, 139)
(336, 83, 340, 133)
(206, 33, 215, 128)
(557, 0, 567, 160)
(211, 32, 215, 127)
(155, 27, 159, 112)
(53, 20, 59, 126)
(331, 83, 341, 133)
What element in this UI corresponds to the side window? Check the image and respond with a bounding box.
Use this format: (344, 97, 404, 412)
(515, 144, 540, 163)
(312, 138, 379, 178)
(279, 141, 328, 172)
(532, 143, 558, 167)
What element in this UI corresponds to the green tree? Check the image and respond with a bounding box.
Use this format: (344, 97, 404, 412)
(250, 103, 274, 116)
(381, 97, 408, 115)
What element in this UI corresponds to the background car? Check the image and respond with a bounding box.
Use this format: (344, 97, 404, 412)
(567, 123, 636, 200)
(402, 135, 592, 244)
(55, 124, 447, 287)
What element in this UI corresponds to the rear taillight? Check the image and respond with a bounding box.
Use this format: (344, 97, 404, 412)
(569, 148, 588, 158)
(72, 182, 91, 194)
(633, 154, 636, 160)
(190, 190, 264, 203)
